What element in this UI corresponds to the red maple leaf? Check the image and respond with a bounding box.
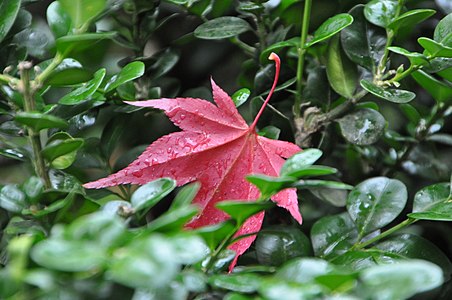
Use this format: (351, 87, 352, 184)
(84, 53, 302, 269)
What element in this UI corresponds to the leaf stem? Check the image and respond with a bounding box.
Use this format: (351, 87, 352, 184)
(18, 62, 51, 189)
(353, 218, 417, 250)
(250, 52, 281, 130)
(204, 224, 240, 273)
(34, 52, 65, 88)
(294, 0, 312, 117)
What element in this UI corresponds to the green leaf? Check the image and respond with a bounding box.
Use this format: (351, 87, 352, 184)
(364, 0, 399, 28)
(293, 180, 353, 190)
(338, 108, 386, 145)
(232, 88, 251, 107)
(388, 46, 429, 66)
(255, 227, 312, 266)
(258, 278, 322, 300)
(66, 212, 126, 247)
(102, 200, 133, 217)
(375, 234, 452, 279)
(209, 273, 261, 293)
(305, 13, 353, 48)
(41, 137, 84, 168)
(347, 177, 407, 237)
(23, 176, 44, 201)
(246, 174, 295, 199)
(58, 0, 106, 29)
(194, 17, 251, 40)
(412, 182, 451, 213)
(169, 234, 208, 264)
(260, 37, 298, 64)
(56, 32, 116, 55)
(276, 258, 334, 283)
(360, 79, 416, 103)
(148, 48, 180, 80)
(0, 185, 26, 213)
(258, 125, 281, 140)
(418, 37, 452, 58)
(146, 205, 199, 232)
(280, 149, 322, 177)
(427, 133, 452, 146)
(46, 1, 71, 38)
(311, 213, 358, 258)
(434, 13, 452, 46)
(131, 178, 176, 212)
(31, 239, 105, 272)
(360, 260, 443, 299)
(326, 35, 358, 98)
(59, 68, 106, 105)
(170, 182, 200, 210)
(0, 0, 20, 43)
(104, 61, 145, 92)
(216, 200, 274, 225)
(40, 58, 93, 86)
(341, 5, 387, 71)
(331, 250, 389, 271)
(15, 112, 68, 131)
(411, 70, 452, 103)
(194, 220, 236, 250)
(388, 9, 436, 31)
(108, 236, 178, 289)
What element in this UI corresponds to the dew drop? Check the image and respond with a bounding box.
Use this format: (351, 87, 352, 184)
(132, 169, 143, 178)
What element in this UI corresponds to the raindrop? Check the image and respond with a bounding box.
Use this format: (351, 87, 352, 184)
(132, 169, 143, 178)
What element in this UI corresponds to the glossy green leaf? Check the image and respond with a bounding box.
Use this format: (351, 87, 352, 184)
(108, 236, 178, 289)
(216, 200, 274, 225)
(411, 70, 452, 102)
(360, 79, 416, 103)
(347, 177, 407, 236)
(305, 13, 353, 48)
(42, 138, 84, 163)
(15, 112, 68, 131)
(104, 61, 145, 92)
(23, 176, 44, 201)
(418, 37, 452, 58)
(434, 13, 452, 46)
(194, 16, 251, 39)
(375, 234, 452, 279)
(258, 125, 281, 140)
(388, 46, 429, 66)
(246, 174, 295, 199)
(326, 35, 358, 98)
(148, 48, 180, 80)
(194, 220, 236, 250)
(41, 58, 93, 86)
(260, 37, 298, 64)
(46, 1, 71, 38)
(331, 250, 392, 271)
(256, 227, 312, 266)
(66, 212, 126, 247)
(0, 0, 20, 43)
(412, 182, 451, 213)
(360, 260, 443, 300)
(31, 239, 105, 272)
(170, 182, 200, 210)
(59, 68, 106, 105)
(276, 258, 334, 283)
(364, 0, 399, 28)
(311, 213, 358, 258)
(0, 149, 25, 161)
(146, 205, 199, 232)
(341, 5, 387, 71)
(280, 149, 322, 177)
(427, 133, 452, 145)
(293, 180, 353, 190)
(101, 200, 133, 217)
(258, 278, 322, 300)
(131, 178, 176, 212)
(408, 201, 452, 221)
(232, 88, 251, 107)
(58, 0, 106, 29)
(209, 273, 261, 293)
(169, 234, 208, 264)
(0, 185, 26, 213)
(388, 9, 436, 31)
(56, 32, 116, 54)
(338, 108, 386, 145)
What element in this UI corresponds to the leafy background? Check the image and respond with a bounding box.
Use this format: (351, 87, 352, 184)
(0, 0, 451, 299)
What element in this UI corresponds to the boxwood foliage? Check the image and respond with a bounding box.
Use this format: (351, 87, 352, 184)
(0, 0, 451, 299)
